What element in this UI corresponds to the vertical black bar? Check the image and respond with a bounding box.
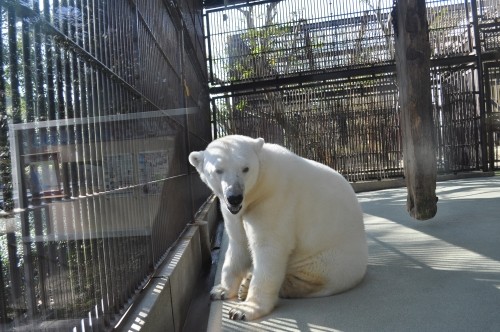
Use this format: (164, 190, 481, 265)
(211, 98, 218, 139)
(126, 103, 138, 300)
(74, 0, 91, 316)
(105, 1, 122, 309)
(0, 62, 8, 306)
(44, 0, 57, 121)
(8, 7, 39, 322)
(434, 71, 444, 172)
(0, 6, 14, 213)
(470, 0, 488, 171)
(88, 2, 103, 324)
(97, 1, 117, 314)
(81, 0, 99, 323)
(180, 11, 197, 220)
(483, 65, 495, 171)
(136, 1, 154, 279)
(21, 18, 35, 123)
(30, 0, 51, 312)
(21, 210, 37, 321)
(33, 1, 47, 120)
(54, 1, 66, 122)
(94, 2, 112, 326)
(205, 11, 214, 83)
(8, 6, 22, 125)
(464, 0, 473, 53)
(33, 206, 48, 316)
(128, 1, 140, 296)
(6, 231, 22, 318)
(0, 253, 6, 324)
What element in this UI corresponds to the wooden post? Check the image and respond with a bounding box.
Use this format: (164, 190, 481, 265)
(394, 0, 437, 220)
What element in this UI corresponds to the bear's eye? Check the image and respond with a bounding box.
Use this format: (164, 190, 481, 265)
(215, 169, 223, 175)
(242, 167, 249, 173)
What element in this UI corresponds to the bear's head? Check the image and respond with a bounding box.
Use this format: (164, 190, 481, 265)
(189, 135, 265, 215)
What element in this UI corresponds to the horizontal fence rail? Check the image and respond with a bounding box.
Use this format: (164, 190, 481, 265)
(0, 0, 211, 330)
(206, 0, 500, 179)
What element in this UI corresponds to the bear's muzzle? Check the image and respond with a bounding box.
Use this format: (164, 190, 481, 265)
(226, 194, 243, 214)
(223, 183, 244, 215)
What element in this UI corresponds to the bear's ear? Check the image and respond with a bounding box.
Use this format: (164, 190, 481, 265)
(189, 151, 204, 169)
(254, 137, 265, 152)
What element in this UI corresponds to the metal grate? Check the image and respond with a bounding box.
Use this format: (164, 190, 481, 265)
(479, 0, 500, 52)
(433, 66, 482, 173)
(206, 0, 475, 86)
(0, 0, 211, 330)
(213, 66, 483, 181)
(213, 74, 403, 182)
(206, 0, 396, 84)
(485, 64, 500, 169)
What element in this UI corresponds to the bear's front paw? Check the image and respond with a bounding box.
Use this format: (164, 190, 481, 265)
(210, 284, 237, 301)
(228, 301, 271, 321)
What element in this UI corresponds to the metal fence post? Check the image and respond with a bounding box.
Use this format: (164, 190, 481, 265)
(470, 0, 488, 171)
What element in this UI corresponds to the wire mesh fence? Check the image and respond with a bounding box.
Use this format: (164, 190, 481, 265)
(213, 66, 482, 181)
(207, 0, 500, 179)
(206, 0, 479, 85)
(479, 0, 500, 51)
(212, 74, 400, 181)
(0, 0, 211, 330)
(433, 66, 482, 173)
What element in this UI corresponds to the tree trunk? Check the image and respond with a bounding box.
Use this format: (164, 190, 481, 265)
(394, 0, 437, 220)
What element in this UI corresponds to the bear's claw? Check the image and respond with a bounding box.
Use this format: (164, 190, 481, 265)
(210, 284, 234, 300)
(228, 308, 246, 321)
(227, 301, 269, 321)
(210, 291, 224, 300)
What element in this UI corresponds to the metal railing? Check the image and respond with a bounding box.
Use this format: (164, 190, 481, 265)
(0, 0, 211, 330)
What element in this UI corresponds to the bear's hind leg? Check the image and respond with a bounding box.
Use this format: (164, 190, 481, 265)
(237, 272, 252, 301)
(280, 247, 367, 299)
(279, 270, 326, 298)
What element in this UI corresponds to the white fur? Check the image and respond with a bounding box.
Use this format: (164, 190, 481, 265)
(189, 135, 368, 321)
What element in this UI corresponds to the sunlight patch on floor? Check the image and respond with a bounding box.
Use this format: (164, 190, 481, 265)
(365, 214, 500, 273)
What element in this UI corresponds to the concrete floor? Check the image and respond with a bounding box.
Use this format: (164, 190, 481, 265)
(206, 177, 500, 332)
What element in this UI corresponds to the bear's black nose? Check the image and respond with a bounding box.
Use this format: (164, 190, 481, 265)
(227, 194, 243, 206)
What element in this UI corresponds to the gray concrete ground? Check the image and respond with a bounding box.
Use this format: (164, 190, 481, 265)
(207, 177, 500, 332)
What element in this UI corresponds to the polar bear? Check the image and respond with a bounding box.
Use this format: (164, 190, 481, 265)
(189, 135, 367, 321)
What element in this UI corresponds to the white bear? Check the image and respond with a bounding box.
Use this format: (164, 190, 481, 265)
(189, 135, 367, 321)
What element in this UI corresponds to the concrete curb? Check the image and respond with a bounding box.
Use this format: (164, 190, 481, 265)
(116, 195, 219, 332)
(351, 171, 495, 192)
